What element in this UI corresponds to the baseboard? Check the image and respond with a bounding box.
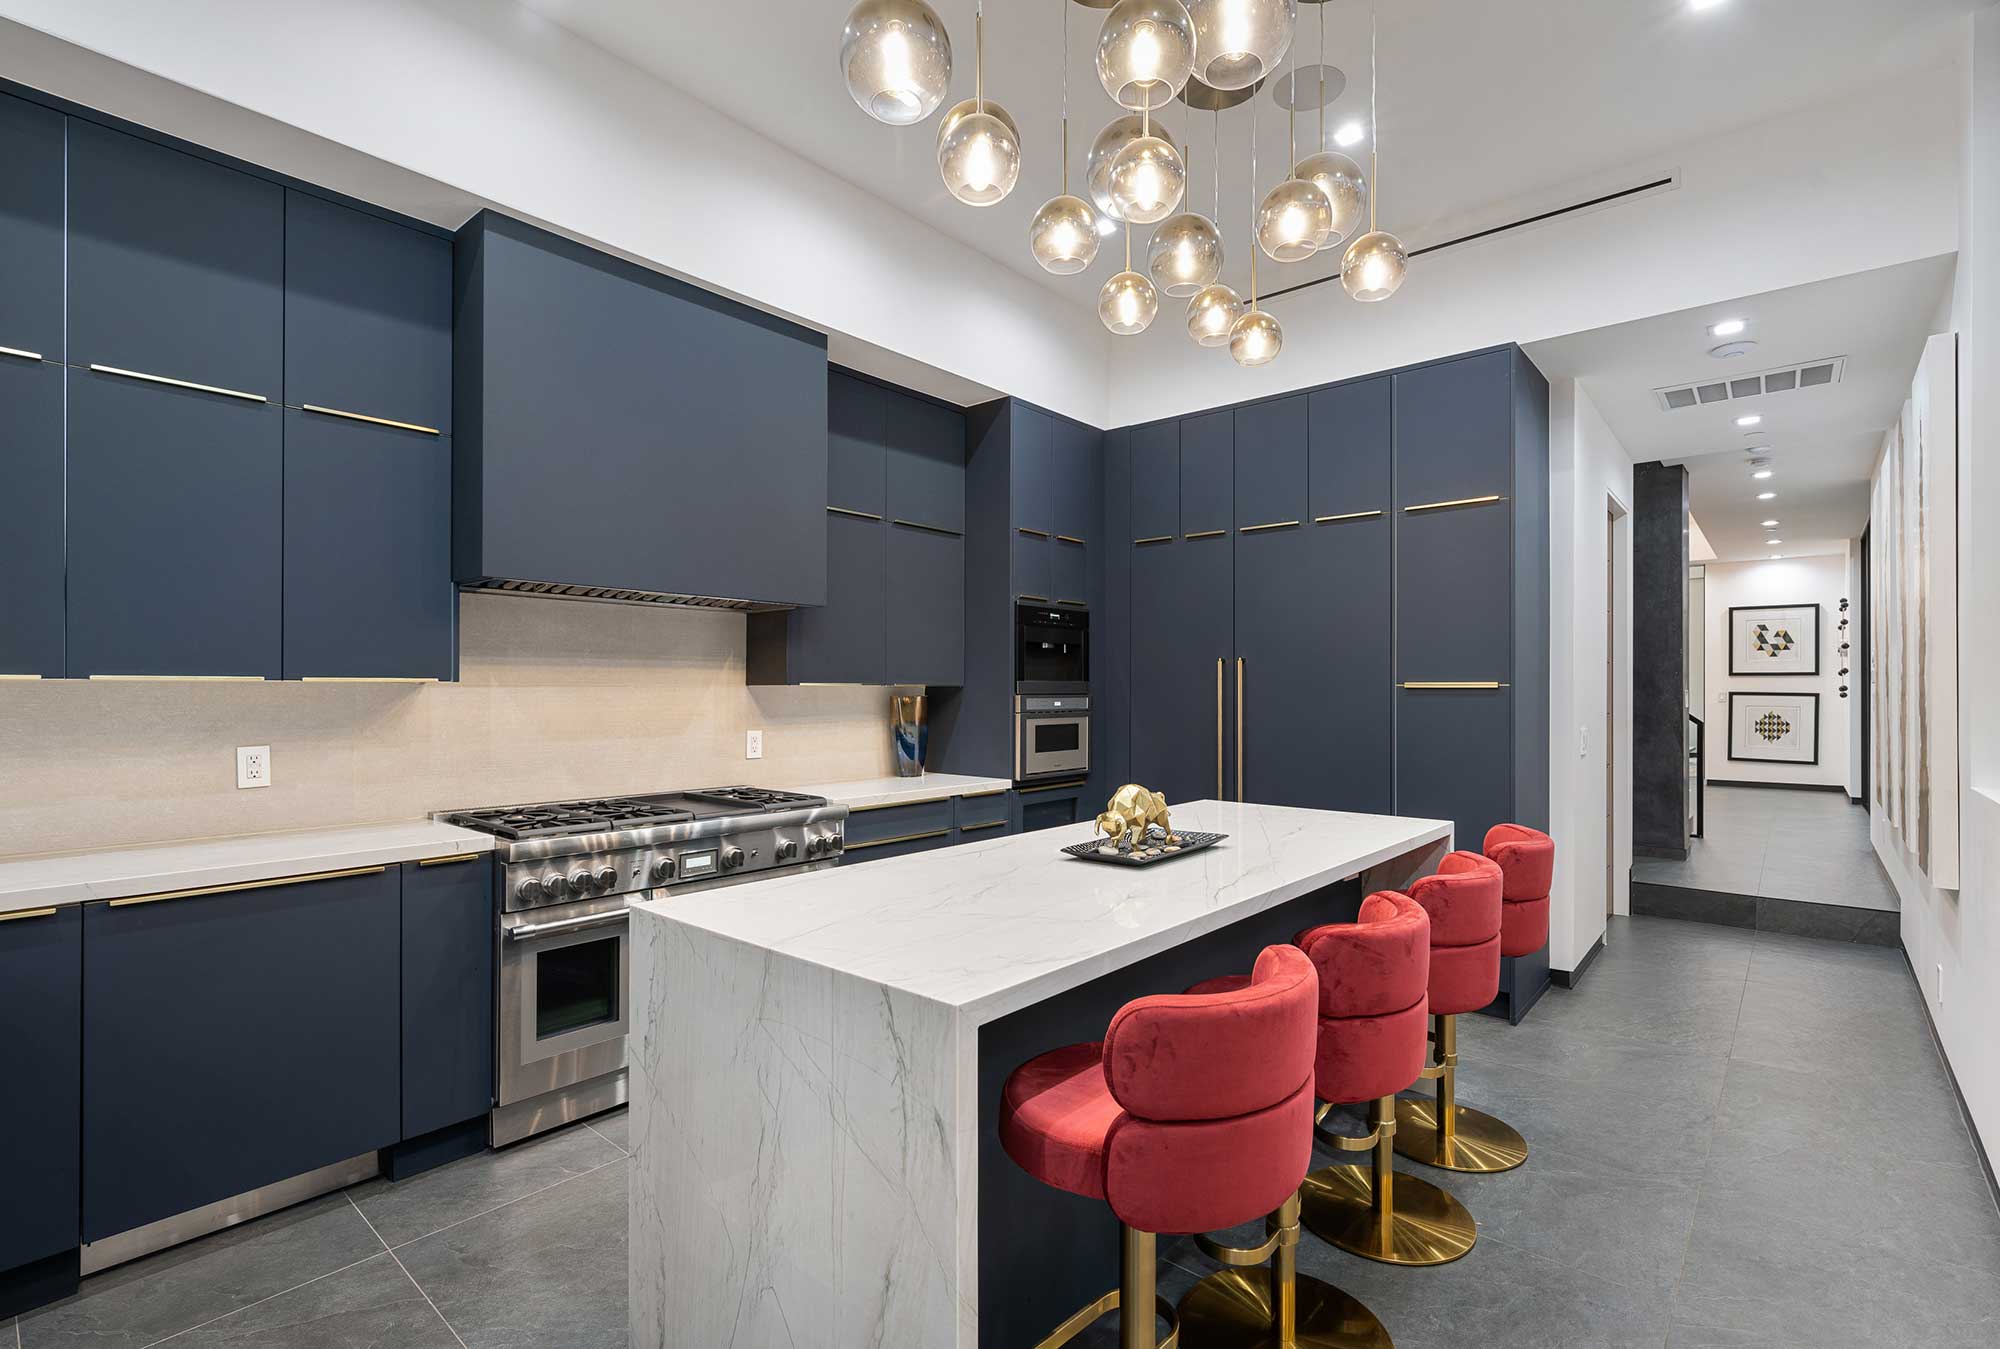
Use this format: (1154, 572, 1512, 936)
(0, 1248, 79, 1320)
(383, 1116, 489, 1182)
(1705, 778, 1848, 793)
(1902, 949, 2000, 1219)
(1551, 932, 1605, 988)
(1634, 844, 1690, 861)
(1631, 880, 1901, 946)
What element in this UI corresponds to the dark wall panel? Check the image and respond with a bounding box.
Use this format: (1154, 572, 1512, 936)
(1632, 461, 1690, 855)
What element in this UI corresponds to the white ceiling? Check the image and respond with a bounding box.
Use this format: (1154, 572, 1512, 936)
(514, 0, 1972, 309)
(1525, 253, 1956, 564)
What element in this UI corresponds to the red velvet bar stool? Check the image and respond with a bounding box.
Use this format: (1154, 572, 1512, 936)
(1000, 945, 1319, 1349)
(1487, 823, 1555, 961)
(1293, 891, 1478, 1270)
(1391, 851, 1529, 1174)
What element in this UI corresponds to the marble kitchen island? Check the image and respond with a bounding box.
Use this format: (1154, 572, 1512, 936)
(627, 800, 1453, 1349)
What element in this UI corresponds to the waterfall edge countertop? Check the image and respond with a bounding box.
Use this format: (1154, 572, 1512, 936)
(789, 771, 1014, 812)
(0, 820, 496, 913)
(628, 801, 1455, 1349)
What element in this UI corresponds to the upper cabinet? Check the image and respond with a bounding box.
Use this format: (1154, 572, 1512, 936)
(828, 372, 889, 518)
(454, 211, 828, 607)
(1308, 377, 1392, 520)
(69, 121, 284, 398)
(1178, 410, 1234, 538)
(0, 357, 64, 677)
(0, 92, 64, 362)
(1233, 394, 1307, 530)
(285, 192, 451, 434)
(1394, 349, 1514, 508)
(888, 393, 966, 536)
(1129, 420, 1179, 542)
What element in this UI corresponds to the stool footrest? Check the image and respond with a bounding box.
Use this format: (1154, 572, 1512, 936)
(1033, 1291, 1179, 1349)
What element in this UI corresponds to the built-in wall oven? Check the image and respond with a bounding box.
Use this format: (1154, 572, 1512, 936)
(1015, 604, 1091, 784)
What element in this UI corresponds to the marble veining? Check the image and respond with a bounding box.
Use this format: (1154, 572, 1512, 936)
(629, 803, 1451, 1349)
(794, 772, 1014, 812)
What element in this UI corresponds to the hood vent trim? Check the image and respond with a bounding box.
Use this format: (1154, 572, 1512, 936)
(460, 577, 791, 614)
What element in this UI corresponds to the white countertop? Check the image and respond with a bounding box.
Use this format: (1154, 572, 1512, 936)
(0, 820, 495, 914)
(632, 800, 1452, 1024)
(793, 772, 1014, 811)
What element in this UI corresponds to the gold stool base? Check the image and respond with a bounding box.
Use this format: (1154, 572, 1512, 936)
(1298, 1164, 1477, 1267)
(1392, 1097, 1528, 1174)
(1176, 1268, 1392, 1349)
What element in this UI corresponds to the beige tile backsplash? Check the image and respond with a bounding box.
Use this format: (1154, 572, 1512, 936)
(0, 593, 911, 857)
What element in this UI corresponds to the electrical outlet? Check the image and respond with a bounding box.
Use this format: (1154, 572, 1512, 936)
(236, 745, 272, 790)
(1579, 725, 1589, 758)
(745, 729, 764, 761)
(1936, 963, 1944, 1007)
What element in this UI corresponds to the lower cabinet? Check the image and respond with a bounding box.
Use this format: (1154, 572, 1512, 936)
(840, 797, 955, 865)
(400, 856, 495, 1139)
(1396, 685, 1516, 852)
(1016, 780, 1090, 834)
(953, 789, 1015, 843)
(0, 905, 80, 1277)
(82, 867, 401, 1242)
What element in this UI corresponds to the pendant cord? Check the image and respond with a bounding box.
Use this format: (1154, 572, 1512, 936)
(1249, 90, 1258, 310)
(1058, 0, 1067, 194)
(975, 2, 984, 113)
(1318, 3, 1326, 153)
(1212, 108, 1221, 220)
(1370, 7, 1378, 233)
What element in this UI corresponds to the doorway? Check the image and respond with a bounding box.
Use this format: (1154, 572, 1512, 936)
(1606, 495, 1630, 922)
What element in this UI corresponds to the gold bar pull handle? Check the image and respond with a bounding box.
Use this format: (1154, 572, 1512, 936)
(1216, 656, 1225, 799)
(1017, 527, 1050, 539)
(301, 404, 441, 436)
(1056, 534, 1086, 544)
(1398, 681, 1509, 690)
(1236, 656, 1245, 803)
(88, 364, 267, 404)
(0, 906, 59, 923)
(1403, 494, 1505, 514)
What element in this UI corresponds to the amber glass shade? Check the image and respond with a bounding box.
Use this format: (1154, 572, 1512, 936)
(1148, 212, 1224, 296)
(840, 0, 953, 125)
(1340, 229, 1408, 302)
(1108, 134, 1186, 225)
(1100, 270, 1161, 335)
(938, 105, 1022, 206)
(1095, 0, 1197, 110)
(1187, 0, 1297, 91)
(1030, 195, 1102, 274)
(1256, 176, 1331, 262)
(1293, 149, 1367, 247)
(1186, 282, 1245, 346)
(1229, 307, 1282, 365)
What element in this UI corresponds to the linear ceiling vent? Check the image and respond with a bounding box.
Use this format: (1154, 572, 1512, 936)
(1653, 357, 1846, 412)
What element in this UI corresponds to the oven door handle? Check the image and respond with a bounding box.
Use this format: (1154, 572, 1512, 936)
(507, 908, 632, 941)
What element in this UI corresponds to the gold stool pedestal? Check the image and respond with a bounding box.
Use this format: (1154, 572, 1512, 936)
(1391, 1014, 1528, 1175)
(1176, 1268, 1391, 1349)
(1299, 1094, 1476, 1268)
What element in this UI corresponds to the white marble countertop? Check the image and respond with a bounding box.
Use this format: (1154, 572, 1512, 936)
(632, 800, 1452, 1024)
(0, 821, 495, 914)
(793, 771, 1014, 811)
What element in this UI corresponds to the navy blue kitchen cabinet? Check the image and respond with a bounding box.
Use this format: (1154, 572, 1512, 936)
(0, 357, 64, 677)
(400, 856, 495, 1141)
(842, 797, 955, 864)
(1397, 498, 1513, 684)
(1394, 349, 1514, 509)
(453, 211, 827, 607)
(82, 866, 401, 1242)
(1050, 419, 1097, 607)
(1312, 515, 1395, 814)
(1011, 403, 1055, 601)
(1129, 420, 1179, 542)
(283, 410, 454, 680)
(1016, 779, 1091, 833)
(828, 371, 890, 517)
(285, 190, 452, 433)
(69, 119, 284, 398)
(752, 511, 888, 685)
(889, 392, 967, 536)
(66, 371, 283, 678)
(0, 92, 64, 363)
(954, 789, 1016, 841)
(1309, 377, 1392, 520)
(1178, 411, 1234, 538)
(1092, 427, 1133, 803)
(0, 904, 81, 1298)
(1128, 532, 1233, 806)
(1397, 685, 1517, 852)
(887, 523, 966, 686)
(1233, 395, 1308, 530)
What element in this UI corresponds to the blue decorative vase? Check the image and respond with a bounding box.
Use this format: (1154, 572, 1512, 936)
(892, 695, 928, 777)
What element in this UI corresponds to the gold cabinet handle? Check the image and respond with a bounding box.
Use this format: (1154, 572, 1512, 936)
(107, 864, 387, 907)
(1216, 656, 1225, 799)
(0, 906, 59, 923)
(87, 674, 267, 682)
(957, 820, 1008, 833)
(1236, 656, 1245, 803)
(1398, 681, 1508, 689)
(302, 404, 440, 436)
(1055, 598, 1088, 607)
(827, 505, 884, 521)
(1056, 534, 1086, 544)
(844, 828, 951, 851)
(89, 364, 267, 404)
(893, 518, 963, 537)
(1018, 593, 1050, 602)
(0, 344, 44, 362)
(1133, 535, 1173, 545)
(1238, 520, 1300, 534)
(417, 853, 482, 867)
(1018, 779, 1088, 794)
(1017, 527, 1050, 539)
(1184, 529, 1226, 540)
(1314, 510, 1384, 523)
(1403, 494, 1504, 513)
(849, 794, 952, 812)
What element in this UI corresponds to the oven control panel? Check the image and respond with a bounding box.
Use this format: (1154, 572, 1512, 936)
(502, 819, 845, 910)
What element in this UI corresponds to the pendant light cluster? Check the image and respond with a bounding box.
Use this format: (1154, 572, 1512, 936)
(838, 0, 1408, 369)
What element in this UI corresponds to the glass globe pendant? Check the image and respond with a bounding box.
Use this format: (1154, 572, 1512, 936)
(1107, 102, 1185, 226)
(1341, 229, 1407, 302)
(937, 5, 1020, 206)
(1256, 175, 1330, 262)
(840, 0, 954, 126)
(1293, 150, 1367, 247)
(1229, 307, 1281, 365)
(1100, 227, 1160, 335)
(1149, 212, 1223, 295)
(1188, 0, 1297, 91)
(1095, 0, 1196, 111)
(1087, 113, 1153, 221)
(1030, 9, 1100, 275)
(1186, 282, 1244, 346)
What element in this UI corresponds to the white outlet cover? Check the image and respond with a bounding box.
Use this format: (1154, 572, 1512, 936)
(237, 745, 272, 789)
(746, 729, 764, 760)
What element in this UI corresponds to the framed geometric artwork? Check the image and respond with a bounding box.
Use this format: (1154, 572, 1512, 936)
(1727, 603, 1820, 676)
(1727, 691, 1820, 765)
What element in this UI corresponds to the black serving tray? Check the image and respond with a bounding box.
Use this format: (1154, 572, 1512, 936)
(1061, 831, 1228, 866)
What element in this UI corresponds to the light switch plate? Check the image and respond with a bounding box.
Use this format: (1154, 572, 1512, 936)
(236, 745, 271, 789)
(746, 729, 764, 760)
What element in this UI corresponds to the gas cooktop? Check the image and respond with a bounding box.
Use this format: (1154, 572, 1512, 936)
(439, 787, 830, 840)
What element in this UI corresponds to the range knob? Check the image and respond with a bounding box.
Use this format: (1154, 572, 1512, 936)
(539, 874, 570, 902)
(776, 839, 798, 861)
(722, 847, 745, 871)
(595, 865, 618, 891)
(650, 856, 677, 884)
(569, 868, 595, 893)
(516, 877, 542, 903)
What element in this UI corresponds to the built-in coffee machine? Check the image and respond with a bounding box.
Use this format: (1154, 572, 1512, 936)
(1014, 604, 1090, 783)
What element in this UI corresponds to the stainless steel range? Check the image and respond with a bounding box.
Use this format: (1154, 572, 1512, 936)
(437, 787, 847, 1145)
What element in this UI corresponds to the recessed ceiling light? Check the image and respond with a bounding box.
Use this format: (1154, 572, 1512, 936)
(1691, 0, 1728, 11)
(1334, 120, 1365, 148)
(1735, 414, 1762, 427)
(1769, 553, 1783, 560)
(1710, 341, 1758, 360)
(1761, 519, 1780, 528)
(1757, 491, 1776, 500)
(1766, 539, 1783, 546)
(1709, 318, 1746, 337)
(1752, 469, 1773, 479)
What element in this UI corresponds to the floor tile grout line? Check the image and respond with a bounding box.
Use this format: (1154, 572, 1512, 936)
(583, 1118, 630, 1157)
(134, 1250, 392, 1349)
(381, 1154, 630, 1255)
(348, 1195, 469, 1349)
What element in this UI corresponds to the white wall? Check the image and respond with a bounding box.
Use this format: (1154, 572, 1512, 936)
(1106, 64, 1961, 427)
(1545, 379, 1634, 973)
(1699, 556, 1852, 790)
(0, 0, 1112, 424)
(1881, 2, 2000, 1164)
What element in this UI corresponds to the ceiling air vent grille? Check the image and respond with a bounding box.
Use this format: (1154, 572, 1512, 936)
(1653, 357, 1846, 412)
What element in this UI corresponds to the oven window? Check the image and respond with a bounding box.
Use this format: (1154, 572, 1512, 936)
(1033, 721, 1082, 753)
(535, 937, 620, 1039)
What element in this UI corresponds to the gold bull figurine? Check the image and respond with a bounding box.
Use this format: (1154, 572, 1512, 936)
(1094, 784, 1178, 852)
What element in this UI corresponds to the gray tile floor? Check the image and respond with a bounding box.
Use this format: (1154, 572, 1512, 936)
(12, 918, 1995, 1348)
(1633, 785, 1899, 910)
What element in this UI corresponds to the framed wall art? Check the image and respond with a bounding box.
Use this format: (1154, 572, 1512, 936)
(1727, 603, 1820, 676)
(1727, 691, 1820, 765)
